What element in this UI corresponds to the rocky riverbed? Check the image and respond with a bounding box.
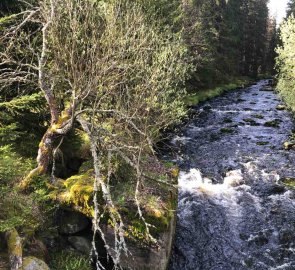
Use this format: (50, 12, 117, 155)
(168, 80, 295, 270)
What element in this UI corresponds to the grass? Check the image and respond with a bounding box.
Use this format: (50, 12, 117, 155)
(49, 250, 92, 270)
(184, 76, 252, 106)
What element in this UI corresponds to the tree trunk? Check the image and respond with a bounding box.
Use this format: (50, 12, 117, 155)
(19, 106, 74, 190)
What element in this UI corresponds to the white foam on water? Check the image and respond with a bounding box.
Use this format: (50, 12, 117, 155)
(178, 168, 245, 194)
(171, 135, 190, 145)
(270, 262, 295, 270)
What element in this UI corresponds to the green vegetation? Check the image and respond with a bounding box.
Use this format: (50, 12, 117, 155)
(50, 250, 92, 270)
(276, 14, 295, 110)
(185, 77, 252, 106)
(0, 0, 280, 268)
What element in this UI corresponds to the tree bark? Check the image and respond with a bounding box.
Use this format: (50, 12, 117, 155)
(19, 106, 74, 190)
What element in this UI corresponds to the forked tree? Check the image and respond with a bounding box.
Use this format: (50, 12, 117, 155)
(0, 0, 188, 268)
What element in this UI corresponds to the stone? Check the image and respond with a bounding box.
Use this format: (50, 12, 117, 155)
(253, 114, 264, 119)
(256, 141, 269, 146)
(243, 118, 259, 126)
(279, 229, 295, 245)
(264, 119, 281, 128)
(283, 141, 295, 150)
(68, 236, 92, 255)
(58, 210, 90, 235)
(276, 104, 286, 110)
(220, 128, 234, 134)
(26, 239, 49, 262)
(23, 256, 50, 270)
(223, 118, 233, 123)
(259, 86, 273, 91)
(203, 105, 212, 111)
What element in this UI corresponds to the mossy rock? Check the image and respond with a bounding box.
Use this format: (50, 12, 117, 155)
(223, 118, 233, 123)
(281, 177, 295, 189)
(220, 128, 234, 134)
(243, 118, 259, 126)
(23, 256, 50, 270)
(253, 114, 264, 119)
(49, 169, 95, 217)
(264, 119, 281, 128)
(256, 141, 269, 146)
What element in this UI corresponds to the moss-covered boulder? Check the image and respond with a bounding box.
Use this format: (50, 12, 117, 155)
(264, 119, 281, 128)
(49, 156, 178, 270)
(22, 256, 49, 270)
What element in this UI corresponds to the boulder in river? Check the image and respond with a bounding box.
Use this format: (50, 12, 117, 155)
(276, 104, 286, 110)
(283, 141, 295, 150)
(264, 119, 281, 128)
(259, 86, 273, 91)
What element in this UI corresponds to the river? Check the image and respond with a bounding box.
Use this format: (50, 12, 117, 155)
(168, 80, 295, 270)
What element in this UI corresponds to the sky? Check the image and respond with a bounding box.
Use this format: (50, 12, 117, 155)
(268, 0, 289, 24)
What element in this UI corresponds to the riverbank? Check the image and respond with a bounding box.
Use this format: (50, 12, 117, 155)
(184, 76, 254, 107)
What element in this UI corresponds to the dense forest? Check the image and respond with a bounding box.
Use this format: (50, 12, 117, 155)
(0, 0, 295, 270)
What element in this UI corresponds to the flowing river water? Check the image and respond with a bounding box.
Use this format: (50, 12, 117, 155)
(167, 80, 295, 270)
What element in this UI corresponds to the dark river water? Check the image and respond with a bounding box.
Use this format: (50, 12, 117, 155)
(168, 80, 295, 270)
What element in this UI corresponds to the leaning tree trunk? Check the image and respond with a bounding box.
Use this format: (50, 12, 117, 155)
(19, 106, 74, 190)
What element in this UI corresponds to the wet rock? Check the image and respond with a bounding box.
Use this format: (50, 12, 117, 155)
(223, 118, 233, 123)
(249, 232, 269, 247)
(264, 119, 281, 128)
(256, 141, 269, 146)
(260, 86, 273, 91)
(253, 114, 264, 119)
(23, 256, 49, 270)
(279, 229, 295, 245)
(210, 133, 221, 142)
(58, 210, 90, 235)
(220, 128, 235, 134)
(5, 228, 22, 270)
(67, 236, 92, 255)
(269, 184, 286, 194)
(203, 105, 212, 111)
(281, 177, 295, 189)
(283, 141, 295, 150)
(243, 118, 259, 126)
(244, 257, 254, 268)
(276, 104, 286, 110)
(237, 98, 246, 102)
